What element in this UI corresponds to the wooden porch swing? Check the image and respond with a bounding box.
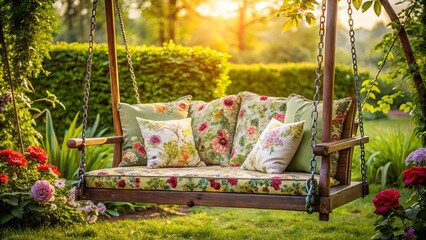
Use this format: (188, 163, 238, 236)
(67, 0, 369, 221)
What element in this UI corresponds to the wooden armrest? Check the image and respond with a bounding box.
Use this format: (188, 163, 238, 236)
(313, 136, 369, 155)
(67, 136, 123, 148)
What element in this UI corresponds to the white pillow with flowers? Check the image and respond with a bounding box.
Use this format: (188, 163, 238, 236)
(137, 117, 206, 168)
(241, 119, 305, 174)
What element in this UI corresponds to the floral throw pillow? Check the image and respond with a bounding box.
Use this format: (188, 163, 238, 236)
(284, 94, 352, 177)
(117, 96, 192, 167)
(229, 92, 287, 166)
(137, 117, 206, 168)
(241, 119, 305, 174)
(189, 95, 240, 166)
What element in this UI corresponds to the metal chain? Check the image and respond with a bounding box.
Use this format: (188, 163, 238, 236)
(305, 0, 326, 214)
(115, 0, 140, 104)
(78, 0, 98, 194)
(361, 0, 418, 108)
(347, 0, 367, 194)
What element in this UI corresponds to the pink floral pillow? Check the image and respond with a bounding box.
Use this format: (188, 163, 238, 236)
(229, 92, 287, 166)
(189, 95, 240, 165)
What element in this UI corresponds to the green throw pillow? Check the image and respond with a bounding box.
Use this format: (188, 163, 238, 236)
(117, 95, 192, 166)
(189, 95, 240, 166)
(284, 94, 352, 176)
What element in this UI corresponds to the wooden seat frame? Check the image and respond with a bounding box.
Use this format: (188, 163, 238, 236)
(67, 0, 369, 221)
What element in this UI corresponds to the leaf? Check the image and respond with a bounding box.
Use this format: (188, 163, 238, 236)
(281, 18, 296, 33)
(3, 197, 19, 206)
(305, 12, 316, 26)
(11, 206, 24, 219)
(373, 1, 382, 16)
(353, 0, 362, 10)
(27, 205, 46, 212)
(106, 209, 120, 217)
(362, 1, 373, 13)
(381, 162, 392, 189)
(0, 214, 14, 224)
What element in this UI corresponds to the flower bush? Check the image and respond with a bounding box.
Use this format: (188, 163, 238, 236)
(0, 146, 105, 227)
(372, 148, 426, 239)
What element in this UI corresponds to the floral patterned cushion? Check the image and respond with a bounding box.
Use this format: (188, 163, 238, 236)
(241, 119, 304, 174)
(117, 96, 192, 167)
(230, 92, 287, 166)
(284, 94, 352, 176)
(137, 117, 206, 168)
(84, 166, 340, 195)
(189, 95, 240, 166)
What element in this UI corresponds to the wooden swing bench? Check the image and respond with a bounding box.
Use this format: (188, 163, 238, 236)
(67, 0, 369, 221)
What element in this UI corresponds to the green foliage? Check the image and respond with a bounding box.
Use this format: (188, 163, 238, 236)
(0, 147, 102, 227)
(275, 0, 318, 32)
(0, 0, 56, 149)
(226, 63, 369, 99)
(41, 110, 113, 180)
(30, 42, 230, 137)
(363, 130, 421, 188)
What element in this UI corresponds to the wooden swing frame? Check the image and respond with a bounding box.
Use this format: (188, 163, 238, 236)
(67, 0, 369, 221)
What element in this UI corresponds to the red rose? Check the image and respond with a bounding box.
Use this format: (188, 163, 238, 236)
(373, 189, 401, 215)
(402, 166, 426, 186)
(0, 149, 28, 167)
(260, 96, 268, 101)
(166, 177, 178, 188)
(209, 179, 221, 190)
(0, 174, 8, 184)
(26, 146, 48, 164)
(118, 180, 126, 188)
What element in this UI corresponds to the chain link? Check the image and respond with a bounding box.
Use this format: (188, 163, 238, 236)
(78, 0, 98, 196)
(347, 0, 367, 194)
(305, 0, 326, 214)
(115, 0, 140, 104)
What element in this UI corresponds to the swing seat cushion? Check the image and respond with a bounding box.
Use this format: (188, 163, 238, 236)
(84, 166, 339, 195)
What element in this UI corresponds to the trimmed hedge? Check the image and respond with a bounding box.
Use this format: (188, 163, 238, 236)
(226, 63, 369, 99)
(30, 42, 230, 135)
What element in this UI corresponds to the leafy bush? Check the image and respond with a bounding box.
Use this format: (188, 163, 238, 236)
(41, 110, 113, 180)
(30, 42, 230, 137)
(0, 146, 105, 227)
(360, 130, 422, 188)
(226, 63, 369, 99)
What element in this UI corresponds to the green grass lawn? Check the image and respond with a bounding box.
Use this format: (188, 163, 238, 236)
(0, 116, 414, 240)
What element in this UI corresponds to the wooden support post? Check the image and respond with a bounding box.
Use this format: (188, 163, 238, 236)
(105, 0, 123, 167)
(319, 0, 338, 221)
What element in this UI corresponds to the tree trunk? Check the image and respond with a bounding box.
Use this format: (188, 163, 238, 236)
(168, 0, 177, 42)
(237, 0, 247, 52)
(380, 0, 426, 120)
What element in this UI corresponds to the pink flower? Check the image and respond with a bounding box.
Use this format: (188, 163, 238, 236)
(270, 177, 282, 190)
(197, 121, 210, 134)
(239, 108, 246, 118)
(175, 101, 189, 111)
(26, 146, 48, 164)
(30, 180, 55, 203)
(55, 179, 66, 188)
(211, 129, 231, 154)
(227, 178, 238, 186)
(222, 96, 237, 110)
(149, 135, 162, 145)
(274, 113, 285, 123)
(96, 202, 106, 213)
(245, 126, 257, 139)
(197, 103, 207, 112)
